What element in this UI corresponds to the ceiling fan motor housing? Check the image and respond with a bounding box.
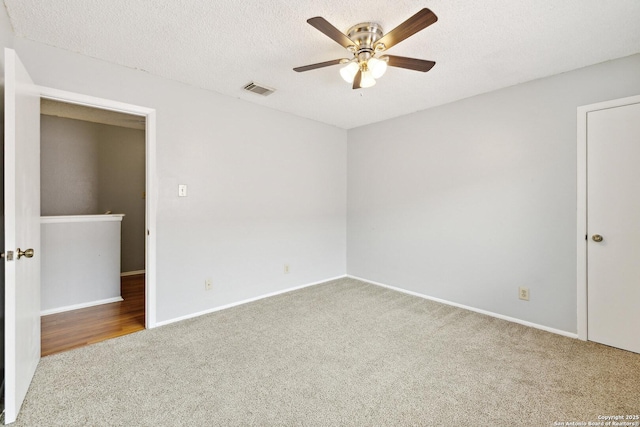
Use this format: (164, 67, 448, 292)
(347, 22, 384, 61)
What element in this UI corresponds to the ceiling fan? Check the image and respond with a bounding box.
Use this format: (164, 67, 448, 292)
(293, 8, 438, 89)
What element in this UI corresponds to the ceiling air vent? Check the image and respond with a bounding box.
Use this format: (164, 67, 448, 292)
(243, 82, 275, 96)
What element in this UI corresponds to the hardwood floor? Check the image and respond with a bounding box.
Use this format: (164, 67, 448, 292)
(41, 274, 145, 357)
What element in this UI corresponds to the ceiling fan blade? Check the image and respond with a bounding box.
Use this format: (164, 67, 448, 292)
(293, 59, 344, 72)
(352, 69, 362, 90)
(386, 55, 436, 72)
(375, 8, 438, 51)
(307, 17, 356, 49)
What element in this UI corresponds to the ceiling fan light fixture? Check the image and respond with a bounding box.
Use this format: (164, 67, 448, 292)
(294, 9, 438, 90)
(340, 61, 359, 83)
(360, 69, 376, 88)
(368, 57, 388, 79)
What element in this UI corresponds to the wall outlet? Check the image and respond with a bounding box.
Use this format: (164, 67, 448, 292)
(519, 287, 530, 301)
(205, 278, 213, 291)
(284, 264, 290, 274)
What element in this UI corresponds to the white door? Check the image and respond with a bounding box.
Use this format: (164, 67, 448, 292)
(587, 100, 640, 354)
(4, 48, 41, 423)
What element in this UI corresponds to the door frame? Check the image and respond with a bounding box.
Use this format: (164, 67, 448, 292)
(38, 86, 158, 328)
(576, 93, 640, 341)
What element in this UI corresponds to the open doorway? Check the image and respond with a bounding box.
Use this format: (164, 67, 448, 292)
(38, 99, 147, 356)
(3, 50, 157, 424)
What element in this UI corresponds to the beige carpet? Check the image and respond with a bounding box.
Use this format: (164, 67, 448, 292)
(13, 278, 640, 426)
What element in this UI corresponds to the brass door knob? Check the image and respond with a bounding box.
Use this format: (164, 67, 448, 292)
(17, 248, 34, 259)
(592, 234, 603, 243)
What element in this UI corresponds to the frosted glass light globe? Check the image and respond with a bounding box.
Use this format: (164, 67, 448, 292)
(368, 57, 388, 79)
(340, 62, 359, 83)
(360, 70, 376, 88)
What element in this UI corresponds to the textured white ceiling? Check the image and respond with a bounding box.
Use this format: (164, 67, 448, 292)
(5, 0, 640, 129)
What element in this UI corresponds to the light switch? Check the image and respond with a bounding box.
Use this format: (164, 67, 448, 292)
(178, 184, 188, 197)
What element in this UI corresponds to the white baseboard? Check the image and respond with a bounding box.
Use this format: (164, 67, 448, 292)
(155, 275, 347, 328)
(121, 270, 145, 277)
(347, 275, 579, 339)
(41, 296, 124, 316)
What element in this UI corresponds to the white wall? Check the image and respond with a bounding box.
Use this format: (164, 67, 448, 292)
(347, 53, 640, 334)
(0, 5, 12, 54)
(10, 38, 347, 324)
(5, 15, 640, 334)
(41, 115, 146, 272)
(41, 116, 100, 215)
(97, 124, 146, 272)
(41, 217, 122, 312)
